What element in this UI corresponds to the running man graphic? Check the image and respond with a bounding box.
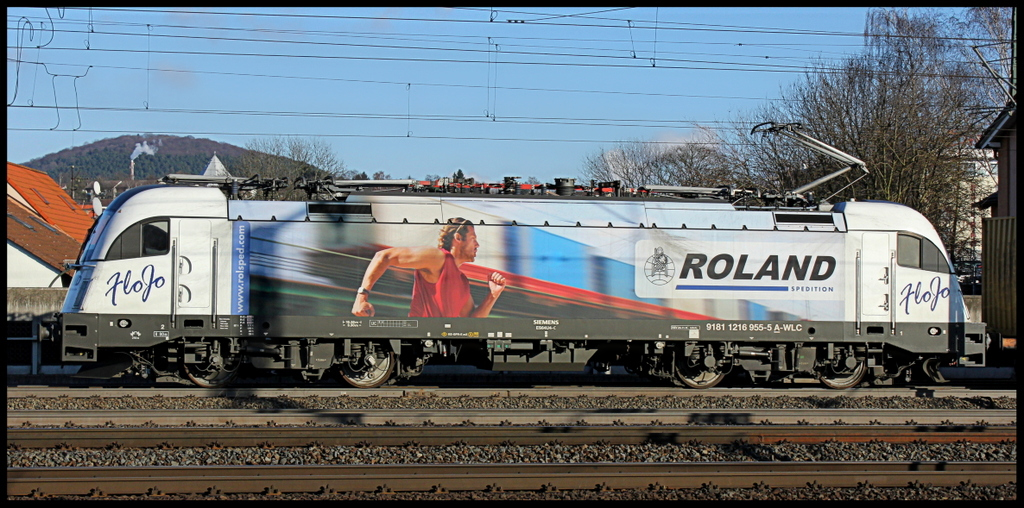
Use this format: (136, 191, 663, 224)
(351, 217, 507, 318)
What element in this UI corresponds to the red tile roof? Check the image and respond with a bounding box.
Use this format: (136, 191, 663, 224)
(7, 197, 82, 272)
(6, 162, 95, 242)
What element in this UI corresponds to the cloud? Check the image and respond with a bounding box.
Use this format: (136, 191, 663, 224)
(153, 61, 197, 90)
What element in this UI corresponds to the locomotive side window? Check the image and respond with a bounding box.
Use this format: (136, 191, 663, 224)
(142, 221, 169, 255)
(106, 219, 169, 260)
(896, 233, 949, 273)
(897, 234, 921, 268)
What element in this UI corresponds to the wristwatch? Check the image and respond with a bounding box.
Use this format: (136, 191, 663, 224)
(357, 286, 371, 295)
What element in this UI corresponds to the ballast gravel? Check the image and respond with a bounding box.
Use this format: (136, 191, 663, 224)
(8, 393, 1016, 500)
(7, 440, 1016, 469)
(6, 394, 1016, 411)
(14, 483, 1017, 502)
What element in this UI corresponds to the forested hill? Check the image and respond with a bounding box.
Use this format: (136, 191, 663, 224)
(20, 135, 251, 181)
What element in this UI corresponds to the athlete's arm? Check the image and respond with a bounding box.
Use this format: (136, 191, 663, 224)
(467, 272, 507, 318)
(352, 246, 446, 316)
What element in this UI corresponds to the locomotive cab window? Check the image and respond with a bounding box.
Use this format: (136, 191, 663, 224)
(106, 219, 169, 260)
(896, 233, 949, 273)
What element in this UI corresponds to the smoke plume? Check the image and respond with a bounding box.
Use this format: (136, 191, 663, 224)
(130, 140, 158, 160)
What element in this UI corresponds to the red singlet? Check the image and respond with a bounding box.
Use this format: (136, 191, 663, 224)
(409, 249, 472, 317)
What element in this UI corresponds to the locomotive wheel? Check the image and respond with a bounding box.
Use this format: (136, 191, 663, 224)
(674, 360, 726, 389)
(337, 350, 396, 388)
(818, 357, 867, 389)
(184, 345, 241, 388)
(676, 367, 726, 388)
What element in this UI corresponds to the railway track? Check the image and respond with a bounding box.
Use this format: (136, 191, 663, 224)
(5, 385, 1016, 399)
(8, 461, 1016, 497)
(8, 408, 1016, 427)
(9, 386, 1015, 499)
(9, 424, 1015, 449)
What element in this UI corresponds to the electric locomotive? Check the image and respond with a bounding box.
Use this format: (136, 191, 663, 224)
(39, 124, 988, 388)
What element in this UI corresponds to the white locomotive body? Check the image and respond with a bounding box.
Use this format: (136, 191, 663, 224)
(46, 180, 986, 388)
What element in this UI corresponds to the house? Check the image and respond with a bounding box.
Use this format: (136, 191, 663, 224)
(7, 162, 90, 288)
(974, 100, 1016, 218)
(974, 97, 1016, 350)
(7, 162, 95, 243)
(203, 153, 232, 177)
(6, 197, 81, 288)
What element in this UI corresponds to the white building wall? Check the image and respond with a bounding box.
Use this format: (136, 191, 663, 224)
(6, 242, 60, 287)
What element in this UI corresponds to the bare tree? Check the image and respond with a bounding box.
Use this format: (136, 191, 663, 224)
(241, 137, 349, 200)
(652, 127, 737, 187)
(580, 127, 736, 188)
(721, 7, 1011, 261)
(956, 7, 1016, 109)
(580, 139, 659, 188)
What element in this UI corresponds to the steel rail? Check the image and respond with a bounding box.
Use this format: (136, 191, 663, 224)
(8, 408, 1016, 427)
(7, 425, 1016, 449)
(5, 385, 1016, 399)
(7, 462, 1016, 497)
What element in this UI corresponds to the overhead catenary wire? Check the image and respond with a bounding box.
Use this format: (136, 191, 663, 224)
(5, 125, 774, 148)
(7, 57, 795, 103)
(43, 6, 1008, 44)
(9, 103, 990, 134)
(10, 44, 992, 80)
(8, 10, 1006, 68)
(7, 6, 1009, 173)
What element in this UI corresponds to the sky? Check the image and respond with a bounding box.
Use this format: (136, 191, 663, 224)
(8, 7, 884, 184)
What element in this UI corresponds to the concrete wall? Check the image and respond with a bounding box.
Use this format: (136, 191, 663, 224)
(7, 287, 68, 321)
(963, 295, 982, 323)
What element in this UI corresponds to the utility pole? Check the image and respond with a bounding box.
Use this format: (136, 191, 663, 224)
(69, 165, 77, 202)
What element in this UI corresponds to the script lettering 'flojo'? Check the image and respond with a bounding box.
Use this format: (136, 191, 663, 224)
(105, 264, 165, 306)
(899, 276, 950, 315)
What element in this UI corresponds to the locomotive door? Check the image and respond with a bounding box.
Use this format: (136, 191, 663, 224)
(859, 232, 892, 325)
(174, 219, 213, 310)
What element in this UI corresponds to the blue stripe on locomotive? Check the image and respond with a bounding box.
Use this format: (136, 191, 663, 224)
(529, 228, 588, 290)
(498, 226, 660, 306)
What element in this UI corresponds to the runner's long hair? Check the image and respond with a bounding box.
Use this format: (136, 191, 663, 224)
(438, 217, 473, 251)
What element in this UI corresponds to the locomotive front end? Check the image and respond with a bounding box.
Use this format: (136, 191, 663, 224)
(43, 185, 229, 379)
